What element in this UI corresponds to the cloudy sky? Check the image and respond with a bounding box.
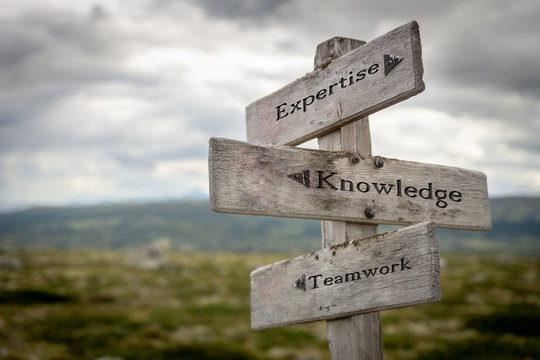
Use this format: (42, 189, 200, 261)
(1, 0, 539, 211)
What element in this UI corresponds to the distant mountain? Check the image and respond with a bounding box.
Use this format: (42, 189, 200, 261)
(0, 201, 322, 253)
(0, 197, 538, 254)
(435, 197, 540, 254)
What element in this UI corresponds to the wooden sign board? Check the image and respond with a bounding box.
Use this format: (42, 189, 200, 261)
(251, 222, 440, 330)
(209, 137, 491, 231)
(246, 21, 424, 146)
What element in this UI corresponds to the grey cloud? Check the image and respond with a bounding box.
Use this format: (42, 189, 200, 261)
(508, 138, 540, 155)
(0, 6, 135, 92)
(185, 0, 291, 21)
(0, 5, 161, 152)
(418, 87, 538, 123)
(0, 24, 44, 68)
(434, 39, 540, 99)
(110, 148, 207, 170)
(409, 86, 539, 158)
(15, 8, 113, 53)
(184, 106, 244, 136)
(90, 4, 108, 21)
(426, 1, 540, 98)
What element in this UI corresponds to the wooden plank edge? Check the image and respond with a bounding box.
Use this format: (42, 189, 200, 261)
(410, 20, 426, 93)
(211, 205, 491, 232)
(208, 137, 218, 211)
(251, 288, 440, 331)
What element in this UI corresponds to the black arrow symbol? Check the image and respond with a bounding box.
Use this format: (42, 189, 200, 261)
(384, 54, 403, 75)
(287, 170, 310, 187)
(292, 274, 307, 291)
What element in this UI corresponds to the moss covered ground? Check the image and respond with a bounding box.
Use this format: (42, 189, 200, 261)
(0, 250, 538, 359)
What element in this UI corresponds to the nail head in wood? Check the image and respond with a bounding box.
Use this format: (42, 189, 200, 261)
(365, 207, 375, 219)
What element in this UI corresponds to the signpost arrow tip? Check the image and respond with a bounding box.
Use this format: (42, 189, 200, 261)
(287, 170, 310, 187)
(292, 274, 307, 291)
(384, 54, 403, 75)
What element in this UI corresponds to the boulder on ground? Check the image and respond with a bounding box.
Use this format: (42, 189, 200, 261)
(128, 237, 170, 270)
(0, 254, 23, 270)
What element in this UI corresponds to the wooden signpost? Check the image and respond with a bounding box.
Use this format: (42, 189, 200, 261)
(251, 222, 440, 330)
(208, 20, 491, 359)
(209, 137, 491, 231)
(246, 21, 424, 146)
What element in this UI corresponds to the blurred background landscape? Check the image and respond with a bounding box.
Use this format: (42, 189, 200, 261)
(1, 197, 539, 359)
(1, 197, 539, 255)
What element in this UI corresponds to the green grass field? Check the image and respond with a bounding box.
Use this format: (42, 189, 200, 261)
(0, 250, 538, 359)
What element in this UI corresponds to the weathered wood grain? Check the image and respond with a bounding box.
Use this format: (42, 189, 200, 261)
(250, 222, 441, 330)
(246, 21, 424, 146)
(327, 314, 383, 360)
(319, 120, 382, 360)
(208, 137, 491, 231)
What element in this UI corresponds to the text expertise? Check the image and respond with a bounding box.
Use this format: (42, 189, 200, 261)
(275, 63, 380, 121)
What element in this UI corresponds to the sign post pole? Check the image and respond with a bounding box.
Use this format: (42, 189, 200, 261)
(315, 37, 383, 360)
